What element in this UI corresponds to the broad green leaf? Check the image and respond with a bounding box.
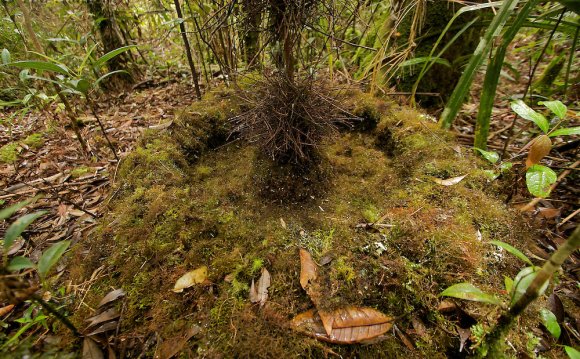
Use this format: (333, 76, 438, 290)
(399, 57, 451, 68)
(511, 100, 549, 133)
(7, 256, 35, 272)
(526, 165, 557, 198)
(475, 148, 499, 164)
(564, 346, 580, 359)
(93, 45, 137, 69)
(4, 211, 46, 251)
(440, 283, 501, 305)
(6, 61, 70, 76)
(510, 267, 548, 306)
(549, 127, 580, 137)
(1, 49, 10, 65)
(504, 276, 513, 293)
(539, 308, 561, 339)
(490, 241, 532, 265)
(37, 240, 70, 279)
(0, 196, 41, 220)
(69, 78, 91, 94)
(539, 100, 567, 119)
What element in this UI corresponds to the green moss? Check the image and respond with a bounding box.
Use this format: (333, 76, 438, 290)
(69, 86, 536, 358)
(23, 133, 44, 149)
(71, 166, 91, 178)
(0, 142, 19, 163)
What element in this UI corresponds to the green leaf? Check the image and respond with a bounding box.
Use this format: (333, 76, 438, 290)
(4, 211, 46, 251)
(93, 45, 137, 69)
(1, 49, 10, 65)
(0, 196, 41, 220)
(564, 346, 580, 359)
(539, 100, 567, 119)
(549, 127, 580, 137)
(69, 78, 91, 94)
(510, 267, 548, 306)
(7, 256, 35, 272)
(490, 240, 532, 265)
(483, 169, 499, 180)
(500, 162, 513, 173)
(511, 100, 550, 133)
(37, 240, 70, 279)
(19, 69, 30, 82)
(440, 283, 502, 305)
(526, 165, 557, 198)
(399, 57, 451, 68)
(475, 148, 499, 164)
(539, 308, 561, 339)
(504, 276, 513, 293)
(6, 61, 70, 76)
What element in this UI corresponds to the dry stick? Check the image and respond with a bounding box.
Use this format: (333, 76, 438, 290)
(14, 0, 88, 154)
(521, 9, 565, 101)
(520, 160, 579, 212)
(173, 0, 202, 100)
(86, 96, 119, 161)
(484, 226, 580, 355)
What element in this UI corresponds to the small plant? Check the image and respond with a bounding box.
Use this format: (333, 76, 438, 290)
(0, 197, 79, 346)
(440, 226, 580, 357)
(476, 100, 578, 199)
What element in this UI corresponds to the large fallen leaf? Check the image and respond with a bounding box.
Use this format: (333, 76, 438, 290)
(299, 249, 322, 306)
(85, 308, 120, 329)
(249, 268, 271, 306)
(173, 266, 208, 293)
(155, 325, 201, 359)
(526, 135, 551, 168)
(299, 249, 317, 290)
(291, 307, 393, 344)
(82, 338, 104, 359)
(432, 175, 466, 186)
(98, 289, 126, 308)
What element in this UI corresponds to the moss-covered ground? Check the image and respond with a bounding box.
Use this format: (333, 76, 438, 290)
(70, 87, 541, 358)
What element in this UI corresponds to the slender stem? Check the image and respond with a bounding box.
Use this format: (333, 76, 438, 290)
(32, 294, 80, 337)
(484, 226, 580, 356)
(87, 96, 119, 161)
(173, 0, 202, 100)
(521, 9, 565, 101)
(563, 19, 579, 94)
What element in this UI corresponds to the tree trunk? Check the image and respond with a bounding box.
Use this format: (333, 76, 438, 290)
(242, 0, 262, 69)
(86, 0, 133, 86)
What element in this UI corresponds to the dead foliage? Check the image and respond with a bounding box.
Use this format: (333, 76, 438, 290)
(233, 74, 352, 166)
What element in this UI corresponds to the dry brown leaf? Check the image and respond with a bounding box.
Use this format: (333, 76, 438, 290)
(98, 289, 126, 308)
(433, 175, 467, 186)
(85, 321, 118, 336)
(249, 268, 271, 306)
(173, 266, 208, 293)
(526, 135, 551, 169)
(82, 338, 104, 359)
(299, 249, 317, 290)
(291, 307, 393, 344)
(0, 304, 15, 317)
(155, 325, 201, 359)
(85, 308, 120, 329)
(538, 207, 560, 219)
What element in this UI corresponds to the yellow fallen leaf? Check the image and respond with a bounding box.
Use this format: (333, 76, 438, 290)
(433, 174, 467, 186)
(172, 266, 208, 293)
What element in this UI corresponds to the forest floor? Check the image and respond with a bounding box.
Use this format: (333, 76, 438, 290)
(1, 58, 578, 357)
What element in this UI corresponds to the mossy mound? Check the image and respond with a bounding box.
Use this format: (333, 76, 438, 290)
(70, 88, 538, 358)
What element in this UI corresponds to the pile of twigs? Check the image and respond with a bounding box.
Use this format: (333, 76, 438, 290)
(233, 74, 352, 165)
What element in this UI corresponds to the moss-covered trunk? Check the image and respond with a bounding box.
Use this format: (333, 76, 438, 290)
(393, 1, 483, 107)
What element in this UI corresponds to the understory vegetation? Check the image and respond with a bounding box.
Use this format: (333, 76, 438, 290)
(0, 0, 578, 358)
